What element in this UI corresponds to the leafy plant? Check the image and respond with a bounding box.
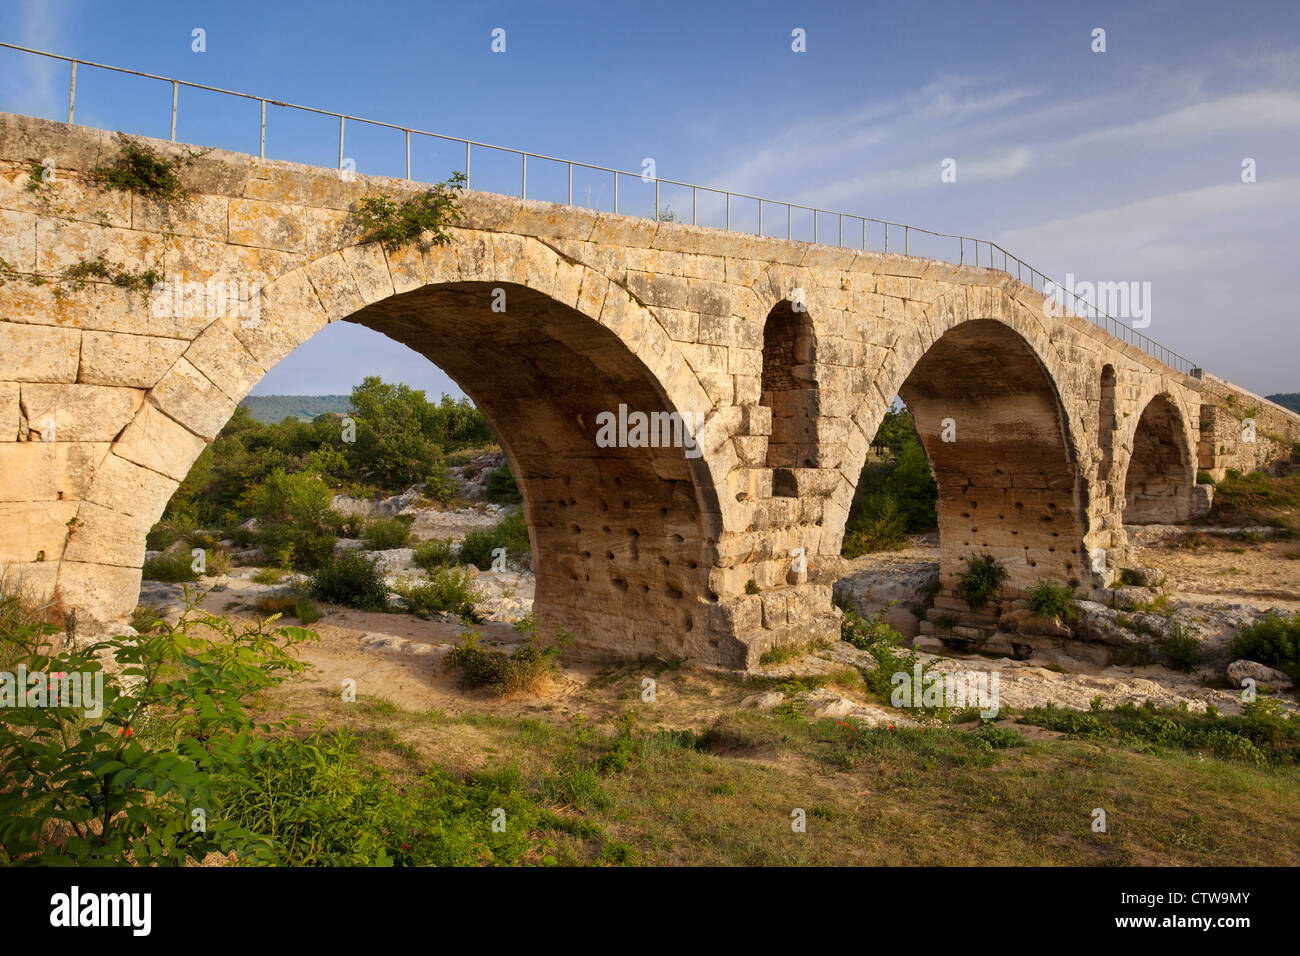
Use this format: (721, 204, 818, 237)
(310, 550, 389, 611)
(483, 463, 522, 504)
(1025, 578, 1079, 622)
(956, 553, 1007, 611)
(351, 172, 466, 252)
(393, 566, 482, 619)
(458, 509, 530, 570)
(363, 517, 411, 551)
(445, 621, 570, 696)
(1160, 620, 1202, 673)
(57, 255, 162, 298)
(0, 598, 317, 865)
(142, 551, 200, 583)
(240, 469, 337, 570)
(413, 538, 455, 572)
(1229, 612, 1300, 682)
(90, 135, 197, 203)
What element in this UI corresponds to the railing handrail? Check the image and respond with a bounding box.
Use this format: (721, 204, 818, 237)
(0, 40, 1197, 375)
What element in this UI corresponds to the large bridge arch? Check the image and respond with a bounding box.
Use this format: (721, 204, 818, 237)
(59, 230, 744, 664)
(830, 288, 1093, 604)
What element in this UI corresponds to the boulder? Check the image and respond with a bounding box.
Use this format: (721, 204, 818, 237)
(1226, 660, 1294, 690)
(997, 608, 1074, 638)
(832, 559, 938, 638)
(741, 691, 786, 711)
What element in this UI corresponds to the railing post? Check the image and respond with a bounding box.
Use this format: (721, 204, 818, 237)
(465, 141, 471, 188)
(905, 226, 909, 256)
(170, 80, 178, 141)
(813, 211, 817, 244)
(959, 237, 964, 265)
(614, 171, 618, 214)
(862, 218, 866, 250)
(259, 99, 266, 158)
(787, 204, 791, 240)
(405, 130, 410, 179)
(521, 153, 526, 198)
(726, 192, 730, 230)
(692, 186, 697, 225)
(338, 116, 344, 171)
(884, 223, 889, 254)
(838, 213, 843, 247)
(568, 163, 573, 205)
(757, 199, 762, 236)
(67, 61, 76, 124)
(655, 179, 659, 220)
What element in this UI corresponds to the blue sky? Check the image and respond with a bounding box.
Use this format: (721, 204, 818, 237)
(2, 0, 1298, 398)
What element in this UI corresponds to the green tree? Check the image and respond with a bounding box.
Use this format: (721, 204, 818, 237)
(240, 469, 338, 569)
(348, 377, 443, 490)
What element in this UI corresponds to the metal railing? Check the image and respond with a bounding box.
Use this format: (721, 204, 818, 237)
(0, 40, 1196, 375)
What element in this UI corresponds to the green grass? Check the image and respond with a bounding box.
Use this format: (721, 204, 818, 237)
(271, 687, 1300, 867)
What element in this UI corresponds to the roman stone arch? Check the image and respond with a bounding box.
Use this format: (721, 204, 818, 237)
(1120, 392, 1197, 525)
(830, 289, 1091, 601)
(60, 230, 745, 664)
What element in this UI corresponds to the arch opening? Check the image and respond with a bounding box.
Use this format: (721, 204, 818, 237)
(150, 279, 721, 661)
(1123, 394, 1193, 525)
(760, 300, 817, 493)
(1098, 364, 1117, 482)
(894, 319, 1086, 601)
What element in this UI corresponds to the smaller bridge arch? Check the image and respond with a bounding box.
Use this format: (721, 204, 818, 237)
(1120, 392, 1197, 525)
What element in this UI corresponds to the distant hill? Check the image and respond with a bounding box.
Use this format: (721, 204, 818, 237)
(1266, 393, 1300, 414)
(240, 394, 353, 424)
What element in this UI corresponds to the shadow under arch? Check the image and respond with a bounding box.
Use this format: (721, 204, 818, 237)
(1121, 393, 1195, 525)
(874, 318, 1088, 602)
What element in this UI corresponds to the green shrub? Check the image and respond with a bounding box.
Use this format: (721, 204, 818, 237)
(240, 468, 337, 570)
(251, 567, 289, 585)
(363, 517, 411, 551)
(842, 491, 906, 556)
(311, 550, 389, 611)
(294, 596, 323, 625)
(745, 579, 761, 595)
(1229, 612, 1300, 681)
(956, 553, 1007, 611)
(1196, 470, 1215, 485)
(424, 461, 457, 504)
(393, 566, 482, 619)
(1020, 698, 1296, 766)
(218, 731, 560, 866)
(483, 463, 522, 504)
(1160, 621, 1202, 672)
(90, 135, 194, 203)
(458, 509, 531, 570)
(142, 551, 200, 583)
(413, 538, 456, 572)
(840, 607, 926, 701)
(1026, 578, 1079, 622)
(445, 622, 571, 696)
(351, 172, 465, 253)
(0, 599, 317, 864)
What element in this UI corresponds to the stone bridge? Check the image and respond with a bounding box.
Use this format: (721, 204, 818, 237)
(2, 113, 1297, 667)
